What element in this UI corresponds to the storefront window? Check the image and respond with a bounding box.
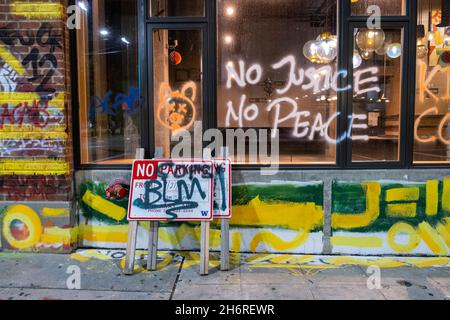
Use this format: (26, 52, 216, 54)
(152, 29, 203, 158)
(149, 0, 205, 17)
(351, 0, 406, 16)
(77, 0, 141, 164)
(414, 0, 450, 164)
(217, 0, 338, 164)
(351, 27, 404, 162)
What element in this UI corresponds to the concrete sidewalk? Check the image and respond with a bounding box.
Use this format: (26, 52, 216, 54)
(0, 250, 449, 300)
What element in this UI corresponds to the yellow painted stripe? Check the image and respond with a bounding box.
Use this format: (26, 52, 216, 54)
(443, 178, 450, 212)
(0, 92, 65, 110)
(0, 159, 70, 176)
(426, 180, 439, 216)
(79, 225, 128, 243)
(10, 2, 64, 20)
(386, 203, 417, 218)
(436, 218, 450, 248)
(82, 190, 127, 222)
(331, 236, 384, 248)
(41, 227, 77, 245)
(41, 208, 70, 218)
(0, 132, 68, 140)
(0, 44, 25, 75)
(385, 187, 420, 202)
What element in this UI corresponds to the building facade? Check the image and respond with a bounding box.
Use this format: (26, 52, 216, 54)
(1, 0, 450, 257)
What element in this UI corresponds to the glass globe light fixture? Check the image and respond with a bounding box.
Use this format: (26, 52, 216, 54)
(356, 28, 386, 52)
(303, 40, 322, 63)
(386, 43, 402, 59)
(361, 50, 373, 60)
(316, 35, 338, 63)
(353, 50, 362, 68)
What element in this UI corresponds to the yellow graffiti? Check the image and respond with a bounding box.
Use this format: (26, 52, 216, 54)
(0, 132, 68, 140)
(0, 44, 26, 76)
(79, 224, 128, 243)
(443, 178, 450, 212)
(231, 196, 323, 232)
(331, 182, 381, 229)
(10, 2, 64, 20)
(0, 159, 70, 176)
(0, 92, 65, 110)
(2, 205, 43, 250)
(426, 180, 439, 216)
(325, 256, 406, 268)
(387, 222, 421, 253)
(40, 226, 78, 246)
(331, 236, 383, 248)
(82, 190, 127, 222)
(386, 203, 417, 218)
(386, 188, 420, 202)
(385, 187, 419, 218)
(250, 230, 310, 252)
(436, 218, 450, 248)
(41, 208, 70, 218)
(418, 222, 448, 256)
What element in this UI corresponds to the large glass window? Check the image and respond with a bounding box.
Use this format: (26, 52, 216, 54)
(414, 0, 450, 164)
(77, 0, 141, 164)
(351, 27, 404, 162)
(217, 0, 338, 164)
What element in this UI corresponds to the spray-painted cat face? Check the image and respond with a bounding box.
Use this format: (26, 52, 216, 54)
(157, 81, 197, 131)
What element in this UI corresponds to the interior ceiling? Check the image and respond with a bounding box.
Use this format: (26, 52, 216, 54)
(232, 0, 336, 21)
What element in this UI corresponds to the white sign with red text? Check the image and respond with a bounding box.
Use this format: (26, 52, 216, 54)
(128, 160, 214, 221)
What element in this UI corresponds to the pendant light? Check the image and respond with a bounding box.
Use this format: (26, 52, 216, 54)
(356, 28, 386, 52)
(386, 43, 402, 59)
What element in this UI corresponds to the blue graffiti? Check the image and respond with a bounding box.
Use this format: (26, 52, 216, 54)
(89, 87, 142, 119)
(214, 163, 228, 212)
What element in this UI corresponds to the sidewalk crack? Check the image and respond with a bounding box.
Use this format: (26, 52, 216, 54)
(169, 256, 185, 301)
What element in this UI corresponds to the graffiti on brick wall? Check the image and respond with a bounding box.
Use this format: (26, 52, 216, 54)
(0, 202, 77, 252)
(10, 2, 64, 21)
(75, 172, 450, 256)
(0, 3, 70, 202)
(331, 180, 450, 256)
(0, 22, 62, 94)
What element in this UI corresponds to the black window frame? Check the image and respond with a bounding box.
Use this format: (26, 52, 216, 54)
(71, 0, 450, 171)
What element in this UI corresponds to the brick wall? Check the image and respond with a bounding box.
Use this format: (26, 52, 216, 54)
(0, 0, 76, 252)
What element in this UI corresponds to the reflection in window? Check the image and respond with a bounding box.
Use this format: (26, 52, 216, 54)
(153, 29, 203, 158)
(351, 28, 404, 162)
(217, 0, 338, 164)
(414, 0, 450, 164)
(149, 0, 204, 17)
(77, 0, 141, 164)
(351, 0, 405, 16)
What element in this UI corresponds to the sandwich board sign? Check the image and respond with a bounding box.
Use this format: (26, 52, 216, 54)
(128, 160, 214, 221)
(213, 159, 232, 218)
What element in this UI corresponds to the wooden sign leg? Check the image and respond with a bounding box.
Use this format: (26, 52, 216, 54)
(200, 221, 210, 275)
(123, 148, 146, 275)
(220, 146, 231, 271)
(124, 221, 138, 275)
(220, 219, 230, 271)
(147, 221, 159, 271)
